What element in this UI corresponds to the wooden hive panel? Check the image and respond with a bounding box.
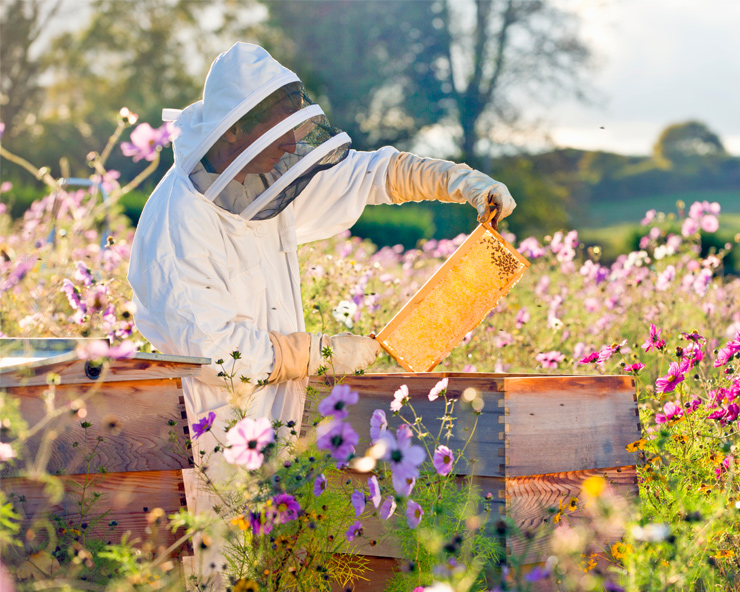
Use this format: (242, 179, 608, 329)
(1, 378, 192, 476)
(3, 469, 189, 552)
(308, 373, 641, 589)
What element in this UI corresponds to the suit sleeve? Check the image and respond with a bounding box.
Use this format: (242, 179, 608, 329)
(292, 146, 398, 245)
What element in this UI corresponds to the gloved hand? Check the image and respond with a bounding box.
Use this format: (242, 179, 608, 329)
(268, 331, 380, 383)
(448, 168, 516, 230)
(309, 333, 381, 376)
(385, 151, 516, 230)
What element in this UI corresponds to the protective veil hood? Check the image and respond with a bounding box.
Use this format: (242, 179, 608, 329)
(163, 42, 350, 221)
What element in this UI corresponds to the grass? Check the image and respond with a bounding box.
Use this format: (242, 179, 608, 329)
(586, 189, 740, 227)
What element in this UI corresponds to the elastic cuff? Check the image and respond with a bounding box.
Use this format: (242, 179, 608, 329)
(267, 331, 312, 383)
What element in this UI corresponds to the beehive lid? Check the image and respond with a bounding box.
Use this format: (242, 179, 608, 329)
(0, 338, 209, 387)
(376, 223, 529, 372)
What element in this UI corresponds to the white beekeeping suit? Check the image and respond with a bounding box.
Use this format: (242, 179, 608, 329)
(129, 41, 515, 436)
(129, 44, 393, 435)
(128, 41, 515, 586)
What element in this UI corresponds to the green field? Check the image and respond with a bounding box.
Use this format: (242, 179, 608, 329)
(585, 189, 740, 227)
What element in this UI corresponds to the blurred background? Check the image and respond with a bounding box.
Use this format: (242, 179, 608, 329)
(1, 0, 739, 261)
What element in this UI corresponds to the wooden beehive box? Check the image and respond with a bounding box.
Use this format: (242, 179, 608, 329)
(306, 372, 641, 592)
(0, 339, 208, 554)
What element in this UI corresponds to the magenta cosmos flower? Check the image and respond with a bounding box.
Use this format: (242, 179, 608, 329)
(249, 510, 272, 536)
(655, 401, 683, 424)
(369, 409, 387, 443)
(622, 362, 645, 374)
(379, 496, 397, 520)
(223, 417, 274, 469)
(191, 411, 216, 440)
(406, 499, 424, 529)
(368, 475, 381, 508)
(655, 362, 686, 394)
(642, 324, 666, 352)
(316, 419, 359, 460)
(381, 426, 426, 493)
(346, 521, 363, 541)
(351, 489, 366, 517)
(433, 445, 455, 476)
(313, 474, 327, 497)
(318, 384, 359, 420)
(270, 493, 300, 524)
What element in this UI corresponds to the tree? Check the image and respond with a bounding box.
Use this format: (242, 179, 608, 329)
(267, 0, 592, 168)
(4, 0, 262, 181)
(653, 120, 727, 167)
(0, 0, 63, 138)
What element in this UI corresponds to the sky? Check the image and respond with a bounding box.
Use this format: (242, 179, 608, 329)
(39, 0, 740, 158)
(545, 0, 740, 156)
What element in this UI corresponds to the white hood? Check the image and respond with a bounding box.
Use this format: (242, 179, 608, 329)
(162, 42, 351, 221)
(164, 42, 300, 176)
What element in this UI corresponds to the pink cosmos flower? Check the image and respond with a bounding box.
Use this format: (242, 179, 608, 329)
(192, 411, 216, 440)
(121, 122, 176, 162)
(433, 445, 455, 476)
(380, 496, 397, 520)
(390, 384, 409, 412)
(515, 307, 530, 328)
(406, 499, 424, 529)
(392, 474, 416, 497)
(223, 417, 274, 469)
(715, 456, 733, 478)
(381, 427, 425, 494)
(270, 493, 300, 524)
(536, 350, 565, 369)
(316, 419, 359, 460)
(701, 215, 719, 233)
(346, 521, 363, 541)
(369, 409, 388, 443)
(622, 362, 645, 374)
(351, 489, 366, 517)
(642, 324, 666, 352)
(655, 400, 683, 424)
(0, 443, 17, 463)
(428, 377, 449, 401)
(579, 351, 599, 364)
(518, 237, 545, 258)
(368, 475, 381, 508)
(641, 209, 657, 226)
(597, 339, 628, 363)
(681, 217, 699, 237)
(655, 362, 686, 395)
(76, 339, 136, 360)
(313, 474, 327, 497)
(318, 384, 359, 420)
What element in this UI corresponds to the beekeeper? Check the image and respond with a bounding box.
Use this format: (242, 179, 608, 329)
(128, 42, 516, 438)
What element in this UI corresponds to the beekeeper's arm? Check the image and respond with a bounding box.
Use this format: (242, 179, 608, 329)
(384, 152, 516, 229)
(292, 148, 515, 245)
(130, 255, 378, 389)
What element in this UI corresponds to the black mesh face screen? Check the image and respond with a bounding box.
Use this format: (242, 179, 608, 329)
(212, 82, 351, 220)
(250, 145, 350, 220)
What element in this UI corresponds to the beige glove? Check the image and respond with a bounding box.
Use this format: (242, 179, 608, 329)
(385, 151, 516, 229)
(268, 331, 380, 382)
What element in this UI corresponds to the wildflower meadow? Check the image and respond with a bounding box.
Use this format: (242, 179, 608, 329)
(1, 115, 740, 591)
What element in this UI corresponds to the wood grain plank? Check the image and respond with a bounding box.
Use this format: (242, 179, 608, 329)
(2, 470, 189, 552)
(503, 376, 640, 476)
(0, 353, 207, 388)
(307, 375, 506, 477)
(505, 466, 637, 562)
(2, 379, 191, 476)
